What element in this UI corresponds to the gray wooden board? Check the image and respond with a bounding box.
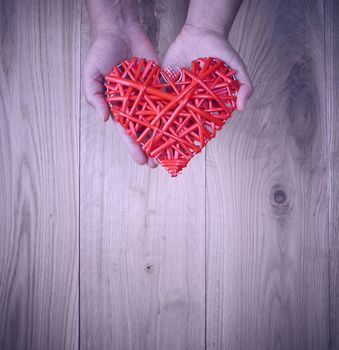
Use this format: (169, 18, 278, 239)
(80, 0, 205, 349)
(326, 0, 339, 349)
(0, 0, 80, 349)
(206, 0, 331, 349)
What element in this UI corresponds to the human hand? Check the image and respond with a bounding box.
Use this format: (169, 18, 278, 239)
(162, 23, 254, 112)
(83, 22, 158, 168)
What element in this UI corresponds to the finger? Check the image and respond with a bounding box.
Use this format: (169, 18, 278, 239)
(236, 83, 254, 112)
(114, 122, 148, 165)
(86, 83, 110, 120)
(83, 63, 110, 120)
(231, 64, 254, 112)
(140, 48, 158, 63)
(219, 50, 254, 112)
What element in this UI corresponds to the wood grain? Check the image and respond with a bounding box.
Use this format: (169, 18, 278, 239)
(0, 0, 80, 349)
(326, 1, 339, 349)
(206, 0, 330, 349)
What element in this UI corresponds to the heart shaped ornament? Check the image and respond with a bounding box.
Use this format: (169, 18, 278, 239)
(104, 57, 239, 177)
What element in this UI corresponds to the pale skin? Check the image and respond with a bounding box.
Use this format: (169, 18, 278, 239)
(83, 0, 254, 168)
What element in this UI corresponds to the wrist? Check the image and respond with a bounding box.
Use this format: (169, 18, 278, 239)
(185, 19, 232, 38)
(94, 20, 143, 39)
(184, 0, 242, 38)
(88, 0, 140, 37)
(181, 22, 229, 38)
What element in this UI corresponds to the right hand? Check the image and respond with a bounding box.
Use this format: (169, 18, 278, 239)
(162, 23, 254, 112)
(83, 23, 158, 168)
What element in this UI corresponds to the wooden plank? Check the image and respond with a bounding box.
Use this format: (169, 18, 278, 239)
(326, 0, 339, 348)
(206, 0, 330, 349)
(0, 0, 80, 349)
(80, 0, 205, 349)
(151, 4, 205, 350)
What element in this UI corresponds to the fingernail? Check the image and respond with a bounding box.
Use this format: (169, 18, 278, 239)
(101, 110, 110, 121)
(238, 102, 246, 112)
(148, 158, 158, 168)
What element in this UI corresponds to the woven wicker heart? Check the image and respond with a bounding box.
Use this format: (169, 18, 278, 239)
(104, 57, 239, 177)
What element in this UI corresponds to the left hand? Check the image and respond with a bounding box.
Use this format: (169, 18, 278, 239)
(83, 23, 158, 168)
(162, 23, 254, 112)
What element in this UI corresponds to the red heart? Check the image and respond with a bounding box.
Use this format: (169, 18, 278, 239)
(104, 57, 239, 177)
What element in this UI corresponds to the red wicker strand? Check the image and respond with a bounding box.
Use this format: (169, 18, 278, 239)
(104, 57, 239, 177)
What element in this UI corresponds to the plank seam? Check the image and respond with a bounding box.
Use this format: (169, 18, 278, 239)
(78, 0, 82, 349)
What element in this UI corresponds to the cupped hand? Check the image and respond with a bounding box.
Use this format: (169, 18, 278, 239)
(83, 23, 158, 168)
(162, 24, 254, 112)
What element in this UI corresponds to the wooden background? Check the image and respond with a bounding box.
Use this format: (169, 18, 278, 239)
(0, 0, 338, 349)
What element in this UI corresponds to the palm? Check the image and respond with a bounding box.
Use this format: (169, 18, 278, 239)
(162, 25, 253, 112)
(86, 35, 128, 84)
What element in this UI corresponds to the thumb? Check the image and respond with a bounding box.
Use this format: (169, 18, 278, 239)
(218, 49, 254, 112)
(162, 51, 189, 69)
